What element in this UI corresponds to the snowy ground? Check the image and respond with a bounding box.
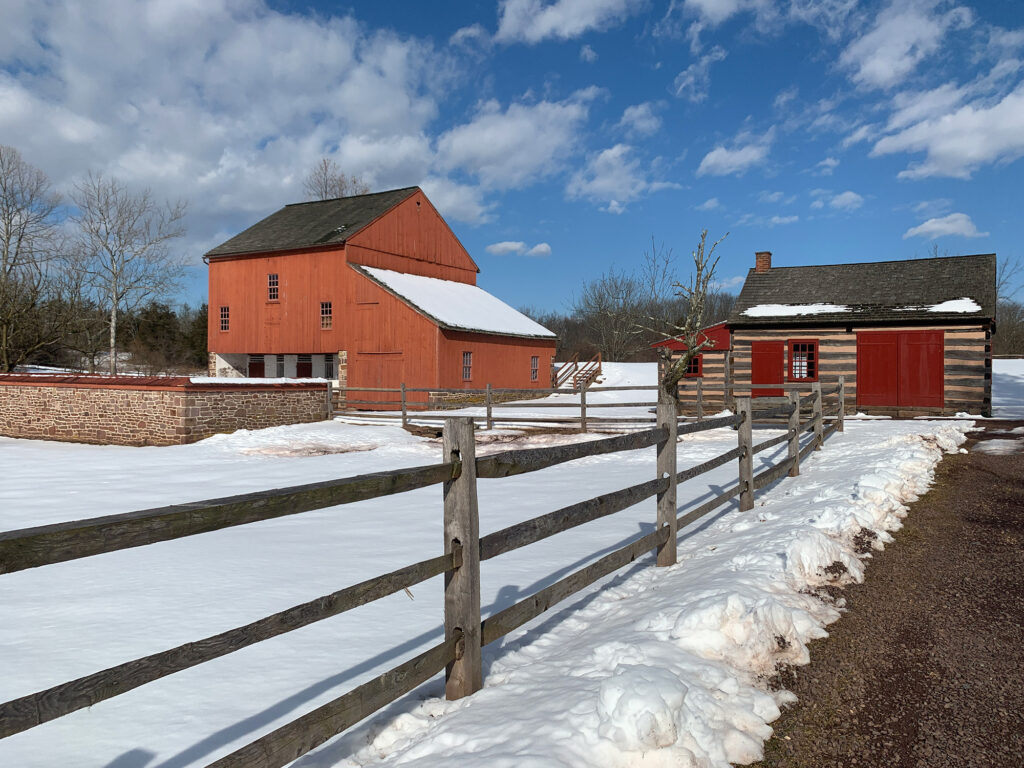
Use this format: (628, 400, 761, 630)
(992, 358, 1024, 418)
(0, 362, 1011, 767)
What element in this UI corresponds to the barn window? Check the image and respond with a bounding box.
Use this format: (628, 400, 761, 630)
(789, 340, 818, 381)
(530, 356, 539, 381)
(267, 273, 279, 301)
(219, 306, 229, 331)
(324, 354, 335, 379)
(320, 301, 332, 329)
(683, 354, 703, 378)
(462, 351, 472, 381)
(276, 354, 285, 378)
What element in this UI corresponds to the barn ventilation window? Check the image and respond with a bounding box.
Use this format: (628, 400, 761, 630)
(320, 301, 332, 329)
(684, 354, 703, 378)
(530, 356, 539, 381)
(789, 340, 818, 381)
(324, 354, 335, 379)
(462, 351, 472, 381)
(267, 273, 278, 301)
(276, 354, 285, 378)
(219, 306, 229, 331)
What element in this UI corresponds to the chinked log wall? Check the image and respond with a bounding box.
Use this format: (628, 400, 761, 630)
(0, 376, 331, 446)
(727, 325, 990, 416)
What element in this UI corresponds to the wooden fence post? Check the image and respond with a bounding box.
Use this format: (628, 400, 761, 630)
(696, 378, 704, 421)
(326, 381, 334, 420)
(837, 376, 845, 433)
(737, 397, 754, 512)
(656, 387, 678, 567)
(812, 382, 823, 450)
(442, 417, 482, 700)
(580, 384, 588, 433)
(485, 384, 493, 430)
(787, 390, 800, 477)
(400, 383, 408, 428)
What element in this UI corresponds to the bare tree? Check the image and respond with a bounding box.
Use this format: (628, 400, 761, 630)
(658, 230, 726, 398)
(303, 157, 370, 201)
(0, 145, 77, 371)
(72, 173, 187, 374)
(997, 255, 1022, 303)
(572, 268, 650, 362)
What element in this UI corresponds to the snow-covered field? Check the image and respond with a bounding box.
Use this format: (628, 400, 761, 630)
(1, 362, 1014, 767)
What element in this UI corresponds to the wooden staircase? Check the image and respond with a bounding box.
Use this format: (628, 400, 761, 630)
(553, 352, 602, 391)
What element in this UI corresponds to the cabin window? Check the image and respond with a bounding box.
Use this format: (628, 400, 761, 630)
(530, 356, 539, 381)
(683, 354, 703, 378)
(320, 301, 332, 329)
(789, 340, 818, 381)
(324, 354, 335, 379)
(219, 306, 229, 331)
(462, 351, 472, 381)
(276, 354, 285, 378)
(267, 273, 279, 301)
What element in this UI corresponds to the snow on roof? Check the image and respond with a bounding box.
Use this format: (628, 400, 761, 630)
(741, 303, 851, 317)
(927, 297, 982, 313)
(359, 266, 556, 338)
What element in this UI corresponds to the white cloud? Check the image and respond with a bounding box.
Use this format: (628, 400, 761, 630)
(770, 214, 799, 225)
(567, 144, 679, 212)
(580, 44, 598, 62)
(495, 0, 640, 44)
(696, 197, 720, 210)
(842, 123, 876, 147)
(484, 239, 551, 256)
(419, 176, 493, 224)
(774, 86, 798, 110)
(450, 24, 490, 47)
(814, 156, 839, 175)
(712, 274, 746, 290)
(913, 198, 952, 218)
(758, 190, 784, 203)
(696, 128, 775, 176)
(437, 91, 595, 188)
(486, 241, 529, 255)
(829, 190, 864, 210)
(839, 1, 974, 90)
(871, 81, 1024, 179)
(902, 212, 988, 239)
(672, 46, 727, 103)
(675, 0, 854, 37)
(617, 102, 662, 137)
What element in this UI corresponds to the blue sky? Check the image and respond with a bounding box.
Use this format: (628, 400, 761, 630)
(2, 0, 1022, 311)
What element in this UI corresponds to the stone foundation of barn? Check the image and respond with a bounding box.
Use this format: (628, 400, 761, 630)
(0, 375, 331, 446)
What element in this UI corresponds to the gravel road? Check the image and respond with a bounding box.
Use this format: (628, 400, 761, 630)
(749, 421, 1024, 768)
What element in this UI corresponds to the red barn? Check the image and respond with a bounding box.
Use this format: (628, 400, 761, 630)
(205, 188, 556, 400)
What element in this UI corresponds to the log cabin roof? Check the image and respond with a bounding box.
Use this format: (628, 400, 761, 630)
(205, 187, 419, 258)
(728, 253, 996, 327)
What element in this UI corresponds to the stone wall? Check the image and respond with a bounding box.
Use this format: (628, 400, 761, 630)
(0, 375, 330, 446)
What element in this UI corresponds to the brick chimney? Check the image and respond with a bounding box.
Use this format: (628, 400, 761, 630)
(755, 250, 772, 273)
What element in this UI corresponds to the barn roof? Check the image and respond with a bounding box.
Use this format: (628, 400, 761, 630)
(205, 187, 419, 258)
(353, 266, 556, 340)
(728, 253, 996, 327)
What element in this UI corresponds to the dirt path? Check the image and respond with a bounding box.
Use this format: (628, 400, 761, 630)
(750, 421, 1024, 768)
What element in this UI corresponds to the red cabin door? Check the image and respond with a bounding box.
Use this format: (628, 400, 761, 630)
(899, 331, 944, 407)
(751, 341, 785, 397)
(857, 331, 943, 408)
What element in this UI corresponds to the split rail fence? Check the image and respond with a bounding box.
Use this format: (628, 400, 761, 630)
(0, 380, 845, 768)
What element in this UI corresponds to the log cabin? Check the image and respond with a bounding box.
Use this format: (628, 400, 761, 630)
(205, 187, 557, 402)
(660, 251, 996, 417)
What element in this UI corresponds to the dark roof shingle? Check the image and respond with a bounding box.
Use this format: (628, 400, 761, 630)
(205, 187, 419, 258)
(727, 253, 996, 327)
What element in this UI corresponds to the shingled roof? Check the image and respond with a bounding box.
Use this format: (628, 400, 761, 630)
(728, 253, 997, 327)
(205, 187, 419, 258)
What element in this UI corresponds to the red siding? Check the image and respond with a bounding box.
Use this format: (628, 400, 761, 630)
(751, 341, 785, 397)
(438, 330, 557, 390)
(345, 190, 478, 283)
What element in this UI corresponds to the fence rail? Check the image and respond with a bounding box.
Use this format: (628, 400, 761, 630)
(0, 379, 845, 766)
